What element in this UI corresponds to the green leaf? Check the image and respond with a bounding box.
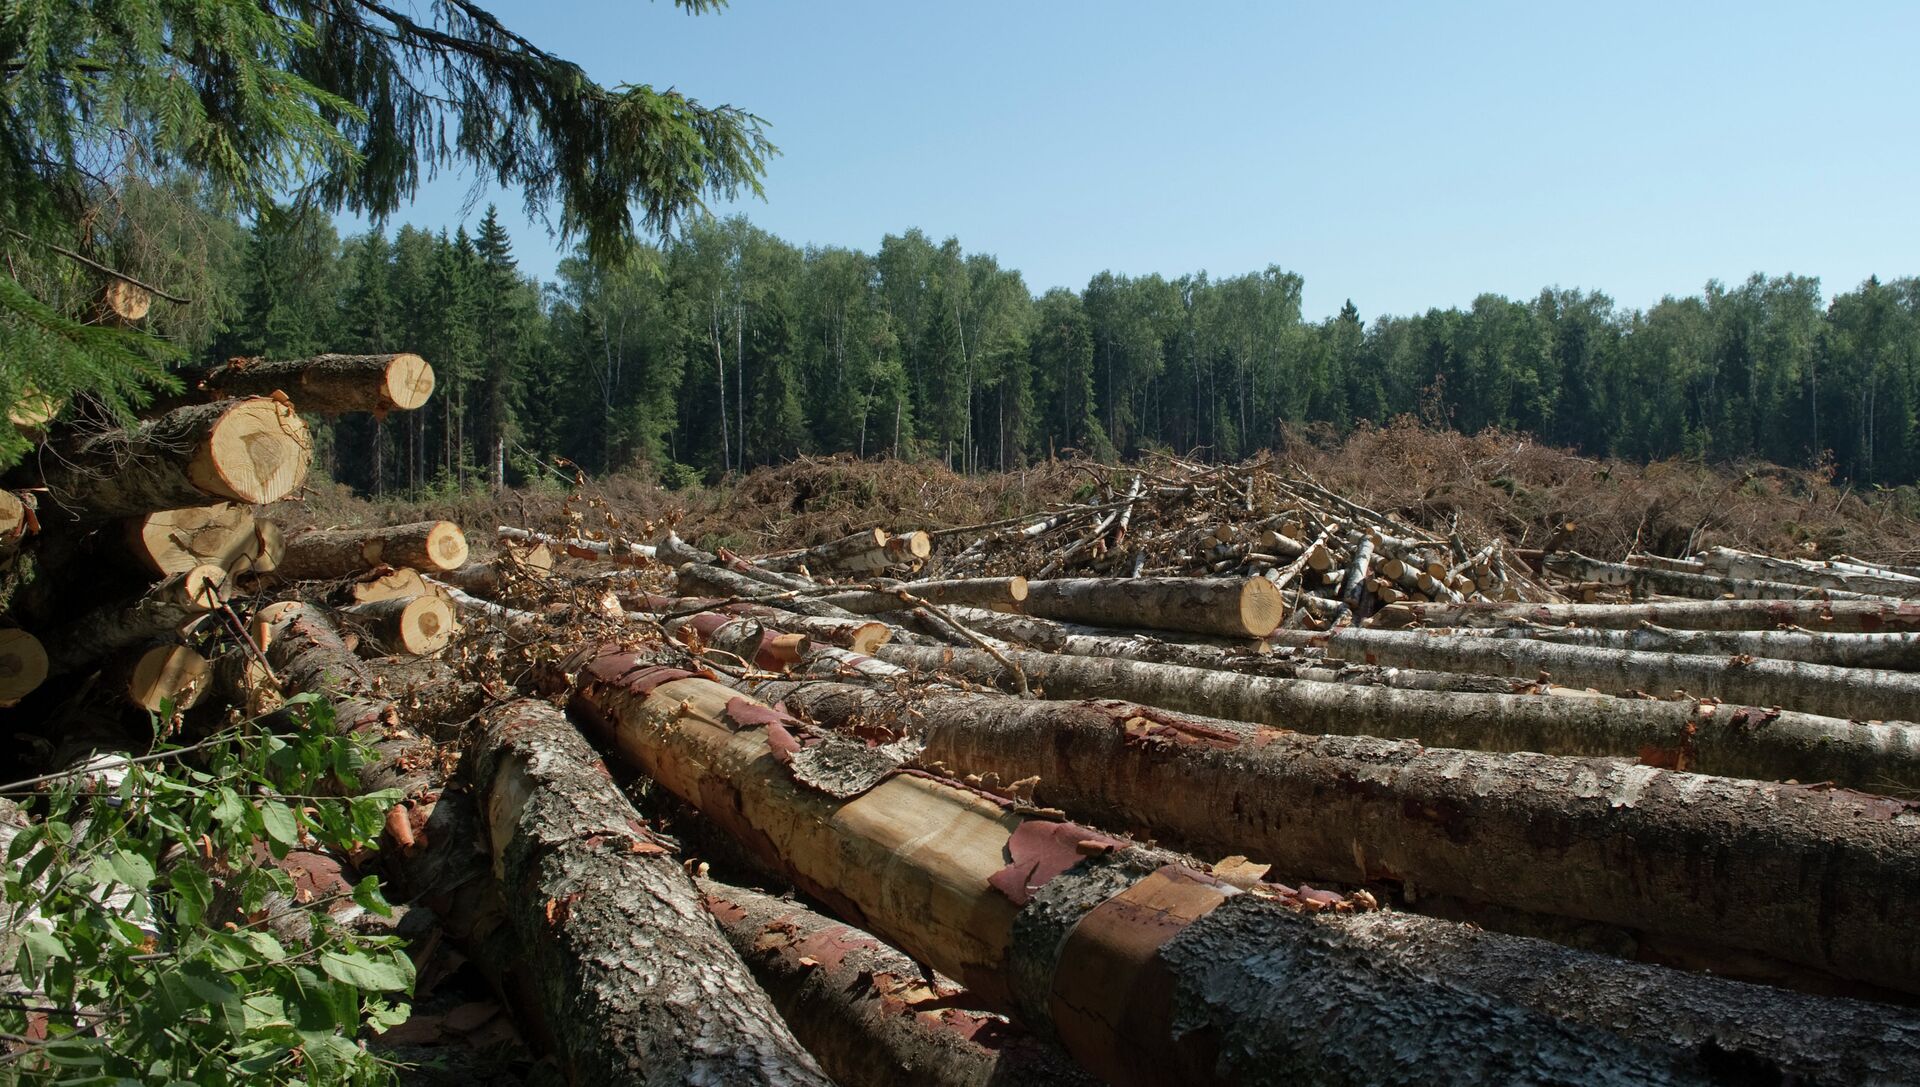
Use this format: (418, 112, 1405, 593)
(109, 850, 156, 892)
(258, 802, 298, 852)
(351, 875, 392, 918)
(7, 822, 46, 861)
(211, 787, 247, 827)
(171, 862, 213, 927)
(318, 947, 412, 992)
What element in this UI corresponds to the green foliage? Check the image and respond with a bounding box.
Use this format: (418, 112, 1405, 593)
(0, 696, 410, 1085)
(0, 0, 771, 471)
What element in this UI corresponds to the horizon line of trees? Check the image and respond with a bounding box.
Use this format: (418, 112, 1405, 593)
(150, 186, 1920, 493)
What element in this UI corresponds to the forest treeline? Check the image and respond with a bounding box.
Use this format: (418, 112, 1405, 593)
(147, 183, 1920, 493)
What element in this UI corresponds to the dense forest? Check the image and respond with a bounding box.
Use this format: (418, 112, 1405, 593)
(129, 182, 1920, 494)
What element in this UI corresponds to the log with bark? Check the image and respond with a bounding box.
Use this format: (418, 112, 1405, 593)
(1475, 622, 1920, 672)
(1544, 551, 1883, 602)
(628, 594, 894, 654)
(1375, 596, 1920, 633)
(341, 594, 457, 656)
(561, 652, 1768, 1085)
(197, 353, 436, 414)
(35, 398, 312, 519)
(874, 645, 1920, 794)
(1698, 545, 1920, 598)
(1263, 625, 1920, 722)
(277, 521, 469, 580)
(498, 525, 654, 567)
(738, 678, 1920, 995)
(1020, 577, 1286, 639)
(43, 564, 230, 675)
(759, 529, 893, 574)
(462, 699, 832, 1085)
(697, 877, 1100, 1087)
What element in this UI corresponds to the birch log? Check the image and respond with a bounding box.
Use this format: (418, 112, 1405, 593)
(464, 700, 832, 1086)
(739, 679, 1920, 995)
(1544, 551, 1883, 602)
(874, 645, 1920, 794)
(198, 353, 436, 414)
(564, 653, 1708, 1086)
(36, 398, 311, 519)
(696, 878, 1099, 1087)
(1020, 577, 1285, 639)
(1376, 597, 1920, 634)
(1699, 546, 1920, 598)
(758, 529, 891, 573)
(1478, 623, 1920, 672)
(277, 521, 469, 580)
(1264, 625, 1920, 722)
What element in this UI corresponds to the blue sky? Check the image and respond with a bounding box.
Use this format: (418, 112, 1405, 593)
(356, 1, 1920, 320)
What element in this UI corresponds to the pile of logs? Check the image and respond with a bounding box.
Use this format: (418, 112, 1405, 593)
(0, 352, 457, 716)
(13, 435, 1920, 1084)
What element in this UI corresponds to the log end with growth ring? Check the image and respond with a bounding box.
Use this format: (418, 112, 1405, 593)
(8, 386, 62, 431)
(392, 595, 456, 655)
(0, 490, 24, 539)
(103, 279, 152, 322)
(379, 353, 436, 411)
(169, 564, 232, 611)
(127, 503, 256, 575)
(126, 644, 211, 712)
(187, 398, 311, 504)
(1238, 576, 1287, 637)
(0, 630, 49, 705)
(411, 521, 470, 572)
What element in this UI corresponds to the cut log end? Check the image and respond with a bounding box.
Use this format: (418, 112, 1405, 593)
(8, 387, 63, 431)
(189, 398, 312, 504)
(422, 521, 469, 571)
(381, 353, 436, 411)
(0, 630, 49, 705)
(103, 279, 152, 322)
(848, 621, 893, 655)
(0, 490, 25, 539)
(1239, 576, 1286, 637)
(127, 503, 257, 575)
(126, 644, 211, 712)
(362, 595, 457, 656)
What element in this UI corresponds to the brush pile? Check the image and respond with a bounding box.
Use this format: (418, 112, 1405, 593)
(10, 422, 1920, 1084)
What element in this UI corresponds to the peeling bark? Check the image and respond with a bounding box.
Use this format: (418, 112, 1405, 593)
(739, 678, 1920, 995)
(873, 645, 1920, 794)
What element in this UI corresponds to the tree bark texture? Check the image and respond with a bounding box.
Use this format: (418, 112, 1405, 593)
(35, 398, 311, 519)
(563, 652, 1717, 1087)
(1476, 622, 1920, 671)
(277, 520, 470, 580)
(199, 353, 436, 414)
(1020, 577, 1285, 639)
(1378, 597, 1920, 633)
(740, 678, 1920, 995)
(464, 699, 831, 1086)
(1264, 625, 1920, 722)
(874, 645, 1920, 795)
(1544, 551, 1881, 602)
(696, 878, 1099, 1087)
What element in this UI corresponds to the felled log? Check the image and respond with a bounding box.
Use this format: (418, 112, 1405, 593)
(565, 655, 1709, 1086)
(8, 386, 63, 433)
(123, 503, 265, 575)
(631, 594, 894, 655)
(255, 602, 431, 795)
(697, 878, 1099, 1087)
(0, 490, 30, 555)
(198, 353, 436, 414)
(1700, 546, 1920, 598)
(343, 567, 435, 604)
(1544, 551, 1881, 602)
(277, 521, 469, 580)
(1478, 623, 1920, 672)
(121, 642, 212, 712)
(1263, 625, 1920, 722)
(884, 530, 933, 568)
(1376, 597, 1920, 633)
(673, 563, 868, 620)
(498, 525, 653, 566)
(341, 595, 457, 656)
(875, 645, 1920, 794)
(44, 564, 229, 674)
(663, 611, 811, 670)
(463, 700, 831, 1085)
(896, 577, 1027, 611)
(743, 679, 1920, 995)
(759, 528, 893, 574)
(101, 278, 152, 323)
(0, 629, 48, 706)
(36, 397, 311, 519)
(1020, 577, 1284, 639)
